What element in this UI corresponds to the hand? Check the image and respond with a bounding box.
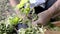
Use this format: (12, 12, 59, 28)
(32, 0, 60, 26)
(32, 11, 49, 25)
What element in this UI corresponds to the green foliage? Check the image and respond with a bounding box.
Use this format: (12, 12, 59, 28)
(16, 0, 28, 9)
(21, 6, 30, 15)
(0, 23, 14, 34)
(0, 0, 60, 34)
(9, 16, 20, 25)
(16, 0, 30, 15)
(18, 26, 46, 34)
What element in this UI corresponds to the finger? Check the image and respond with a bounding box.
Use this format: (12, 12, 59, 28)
(52, 21, 60, 27)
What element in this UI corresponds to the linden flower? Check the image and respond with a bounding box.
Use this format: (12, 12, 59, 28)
(18, 28, 26, 34)
(39, 28, 46, 34)
(3, 33, 6, 34)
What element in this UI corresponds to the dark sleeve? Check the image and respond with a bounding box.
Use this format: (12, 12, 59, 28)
(45, 0, 57, 9)
(34, 0, 57, 14)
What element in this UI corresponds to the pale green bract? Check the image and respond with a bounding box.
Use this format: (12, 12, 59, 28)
(16, 0, 28, 9)
(16, 0, 30, 15)
(9, 16, 20, 25)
